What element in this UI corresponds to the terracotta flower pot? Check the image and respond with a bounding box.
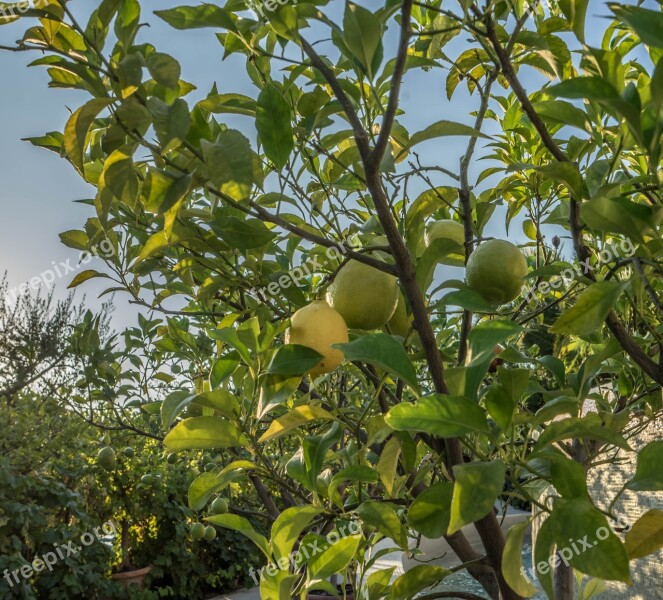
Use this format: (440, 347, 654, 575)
(110, 565, 152, 589)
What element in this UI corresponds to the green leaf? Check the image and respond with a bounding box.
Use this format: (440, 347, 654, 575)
(532, 99, 589, 131)
(624, 509, 663, 559)
(534, 414, 631, 452)
(385, 394, 489, 437)
(164, 416, 248, 451)
(210, 357, 239, 388)
(389, 565, 450, 600)
(155, 4, 234, 30)
(367, 568, 396, 600)
(528, 449, 588, 498)
(271, 506, 322, 561)
(188, 462, 253, 510)
(328, 465, 378, 506)
(651, 57, 663, 112)
(497, 367, 530, 402)
(557, 0, 589, 42)
(211, 215, 276, 250)
(448, 460, 506, 534)
(377, 436, 401, 497)
(206, 514, 271, 559)
(550, 281, 628, 337)
(161, 389, 193, 428)
(342, 2, 383, 79)
(581, 196, 654, 242)
(202, 129, 254, 200)
(259, 405, 336, 443)
(198, 93, 256, 116)
(503, 520, 538, 597)
(267, 344, 323, 375)
(144, 169, 192, 215)
(357, 501, 408, 550)
(308, 533, 362, 579)
(258, 374, 301, 418)
(334, 333, 420, 394)
(550, 497, 631, 583)
(191, 389, 240, 419)
(533, 395, 580, 425)
(416, 238, 464, 291)
(467, 320, 523, 366)
(608, 4, 663, 49)
(407, 482, 453, 539)
(146, 52, 181, 89)
(147, 97, 191, 150)
(67, 269, 107, 289)
(439, 289, 495, 313)
(256, 84, 294, 169)
(484, 385, 515, 430)
(59, 229, 89, 251)
(548, 77, 620, 101)
(534, 516, 555, 599)
(64, 98, 113, 174)
(626, 441, 663, 491)
(406, 119, 489, 153)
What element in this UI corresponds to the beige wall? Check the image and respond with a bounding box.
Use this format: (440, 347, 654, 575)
(532, 415, 663, 599)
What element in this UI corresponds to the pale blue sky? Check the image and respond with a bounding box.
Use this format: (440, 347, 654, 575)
(0, 0, 643, 328)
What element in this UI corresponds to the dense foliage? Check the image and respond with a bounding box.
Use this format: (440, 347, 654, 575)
(1, 1, 662, 599)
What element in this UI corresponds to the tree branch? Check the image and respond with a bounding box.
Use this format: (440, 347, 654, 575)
(484, 14, 663, 385)
(370, 0, 414, 168)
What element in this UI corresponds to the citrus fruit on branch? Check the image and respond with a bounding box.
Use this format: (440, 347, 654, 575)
(190, 522, 206, 540)
(424, 219, 465, 248)
(285, 300, 348, 377)
(97, 446, 116, 470)
(466, 239, 528, 305)
(326, 260, 399, 329)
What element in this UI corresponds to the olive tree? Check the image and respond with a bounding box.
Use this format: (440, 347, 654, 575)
(1, 1, 662, 599)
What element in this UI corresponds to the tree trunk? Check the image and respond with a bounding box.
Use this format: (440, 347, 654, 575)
(554, 557, 574, 600)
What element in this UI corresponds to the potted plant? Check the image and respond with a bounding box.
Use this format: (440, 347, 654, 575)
(94, 443, 154, 590)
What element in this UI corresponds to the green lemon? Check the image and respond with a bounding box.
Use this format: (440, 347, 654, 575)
(384, 292, 411, 338)
(466, 239, 528, 304)
(123, 447, 135, 458)
(203, 525, 217, 542)
(210, 498, 229, 515)
(326, 260, 399, 329)
(424, 219, 465, 247)
(285, 300, 349, 377)
(190, 522, 206, 540)
(97, 447, 116, 471)
(167, 452, 178, 464)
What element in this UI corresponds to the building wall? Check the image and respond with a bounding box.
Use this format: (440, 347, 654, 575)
(532, 414, 663, 599)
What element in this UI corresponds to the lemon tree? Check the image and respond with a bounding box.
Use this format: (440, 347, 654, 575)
(2, 2, 662, 600)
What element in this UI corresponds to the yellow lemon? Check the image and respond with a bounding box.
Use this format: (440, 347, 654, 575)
(285, 300, 348, 377)
(466, 239, 528, 304)
(326, 260, 399, 329)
